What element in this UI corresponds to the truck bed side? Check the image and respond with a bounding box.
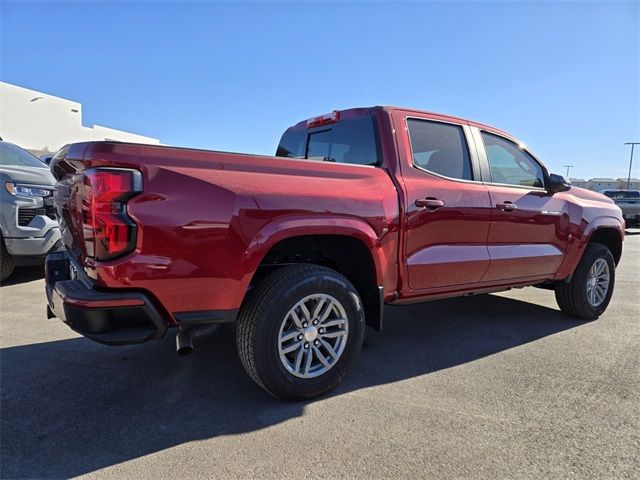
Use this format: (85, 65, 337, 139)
(51, 142, 400, 325)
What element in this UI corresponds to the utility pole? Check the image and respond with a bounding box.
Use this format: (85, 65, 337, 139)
(563, 165, 574, 178)
(624, 142, 639, 190)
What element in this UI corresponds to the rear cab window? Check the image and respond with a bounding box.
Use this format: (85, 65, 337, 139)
(276, 116, 381, 167)
(602, 190, 640, 199)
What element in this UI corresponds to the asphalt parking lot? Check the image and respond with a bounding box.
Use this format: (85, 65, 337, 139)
(1, 233, 638, 479)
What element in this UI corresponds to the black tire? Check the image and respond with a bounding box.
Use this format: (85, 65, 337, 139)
(1, 237, 15, 283)
(236, 264, 365, 400)
(555, 243, 615, 320)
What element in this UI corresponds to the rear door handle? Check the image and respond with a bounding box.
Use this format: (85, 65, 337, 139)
(496, 201, 518, 211)
(415, 197, 444, 210)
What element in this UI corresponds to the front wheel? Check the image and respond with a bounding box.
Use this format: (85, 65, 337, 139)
(236, 264, 365, 400)
(555, 243, 615, 320)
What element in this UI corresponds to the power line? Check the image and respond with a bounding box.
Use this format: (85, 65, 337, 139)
(563, 165, 574, 177)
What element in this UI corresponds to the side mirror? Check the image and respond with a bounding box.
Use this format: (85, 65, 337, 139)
(548, 173, 571, 193)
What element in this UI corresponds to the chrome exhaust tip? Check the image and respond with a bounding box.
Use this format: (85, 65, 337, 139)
(176, 328, 194, 356)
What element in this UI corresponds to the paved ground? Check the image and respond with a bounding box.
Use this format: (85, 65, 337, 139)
(1, 233, 638, 480)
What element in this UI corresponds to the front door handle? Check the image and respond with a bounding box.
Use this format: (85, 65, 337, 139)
(496, 201, 518, 211)
(415, 197, 444, 210)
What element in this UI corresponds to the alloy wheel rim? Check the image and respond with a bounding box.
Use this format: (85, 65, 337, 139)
(278, 293, 349, 379)
(586, 258, 610, 307)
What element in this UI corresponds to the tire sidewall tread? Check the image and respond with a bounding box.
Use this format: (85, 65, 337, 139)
(555, 243, 616, 320)
(236, 264, 365, 401)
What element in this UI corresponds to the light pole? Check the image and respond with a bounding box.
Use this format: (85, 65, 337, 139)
(624, 142, 639, 190)
(563, 165, 574, 178)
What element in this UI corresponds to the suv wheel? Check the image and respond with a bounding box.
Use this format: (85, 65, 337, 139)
(555, 243, 615, 320)
(1, 237, 15, 283)
(236, 264, 365, 400)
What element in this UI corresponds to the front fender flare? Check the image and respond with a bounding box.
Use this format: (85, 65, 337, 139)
(582, 216, 625, 243)
(555, 215, 624, 280)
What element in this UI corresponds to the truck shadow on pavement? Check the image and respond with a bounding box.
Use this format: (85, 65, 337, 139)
(0, 265, 44, 287)
(0, 294, 585, 479)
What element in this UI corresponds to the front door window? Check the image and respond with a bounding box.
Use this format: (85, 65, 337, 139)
(481, 132, 545, 188)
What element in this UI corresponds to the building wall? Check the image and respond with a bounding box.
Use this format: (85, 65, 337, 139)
(0, 82, 159, 152)
(617, 179, 640, 190)
(569, 179, 589, 189)
(571, 178, 640, 191)
(587, 179, 618, 191)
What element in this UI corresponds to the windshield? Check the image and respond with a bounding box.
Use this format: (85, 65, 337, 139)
(0, 142, 48, 168)
(602, 190, 640, 199)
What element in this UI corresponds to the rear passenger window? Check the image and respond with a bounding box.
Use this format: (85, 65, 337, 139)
(407, 119, 473, 181)
(276, 117, 380, 166)
(481, 132, 545, 188)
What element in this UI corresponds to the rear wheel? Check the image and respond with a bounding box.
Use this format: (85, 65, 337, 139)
(555, 243, 615, 320)
(236, 264, 365, 400)
(1, 237, 15, 283)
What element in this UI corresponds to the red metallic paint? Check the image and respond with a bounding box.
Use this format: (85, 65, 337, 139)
(50, 106, 624, 326)
(481, 185, 570, 281)
(54, 138, 400, 325)
(554, 192, 625, 280)
(390, 110, 493, 290)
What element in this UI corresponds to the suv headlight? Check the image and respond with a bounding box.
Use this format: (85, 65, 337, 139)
(4, 182, 52, 197)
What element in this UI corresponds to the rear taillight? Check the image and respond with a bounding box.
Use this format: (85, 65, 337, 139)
(81, 168, 142, 261)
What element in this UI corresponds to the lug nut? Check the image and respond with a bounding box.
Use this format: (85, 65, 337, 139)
(298, 334, 303, 340)
(302, 322, 308, 328)
(314, 340, 320, 346)
(312, 319, 318, 325)
(304, 342, 309, 349)
(319, 328, 325, 334)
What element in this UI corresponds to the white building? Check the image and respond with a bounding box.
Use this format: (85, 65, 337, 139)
(587, 178, 618, 191)
(0, 82, 159, 154)
(617, 178, 640, 190)
(569, 178, 589, 189)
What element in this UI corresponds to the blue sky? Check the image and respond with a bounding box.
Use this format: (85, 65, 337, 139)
(1, 0, 638, 179)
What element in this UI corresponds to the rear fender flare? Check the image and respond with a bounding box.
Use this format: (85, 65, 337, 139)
(234, 215, 384, 306)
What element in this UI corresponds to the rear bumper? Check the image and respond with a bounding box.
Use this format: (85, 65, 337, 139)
(618, 205, 640, 221)
(621, 212, 640, 224)
(45, 251, 168, 345)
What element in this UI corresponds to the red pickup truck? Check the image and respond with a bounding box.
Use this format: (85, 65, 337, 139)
(45, 106, 624, 400)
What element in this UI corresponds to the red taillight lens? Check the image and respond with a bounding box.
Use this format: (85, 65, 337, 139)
(81, 168, 142, 261)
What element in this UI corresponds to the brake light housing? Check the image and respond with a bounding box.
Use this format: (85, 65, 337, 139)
(81, 168, 142, 261)
(306, 111, 340, 128)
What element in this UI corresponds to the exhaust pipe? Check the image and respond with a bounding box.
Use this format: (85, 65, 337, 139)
(176, 328, 194, 356)
(175, 323, 221, 356)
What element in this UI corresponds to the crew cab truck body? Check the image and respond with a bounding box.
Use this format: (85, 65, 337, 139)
(45, 106, 624, 399)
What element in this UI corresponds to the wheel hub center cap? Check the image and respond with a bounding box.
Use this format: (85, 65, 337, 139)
(303, 326, 318, 342)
